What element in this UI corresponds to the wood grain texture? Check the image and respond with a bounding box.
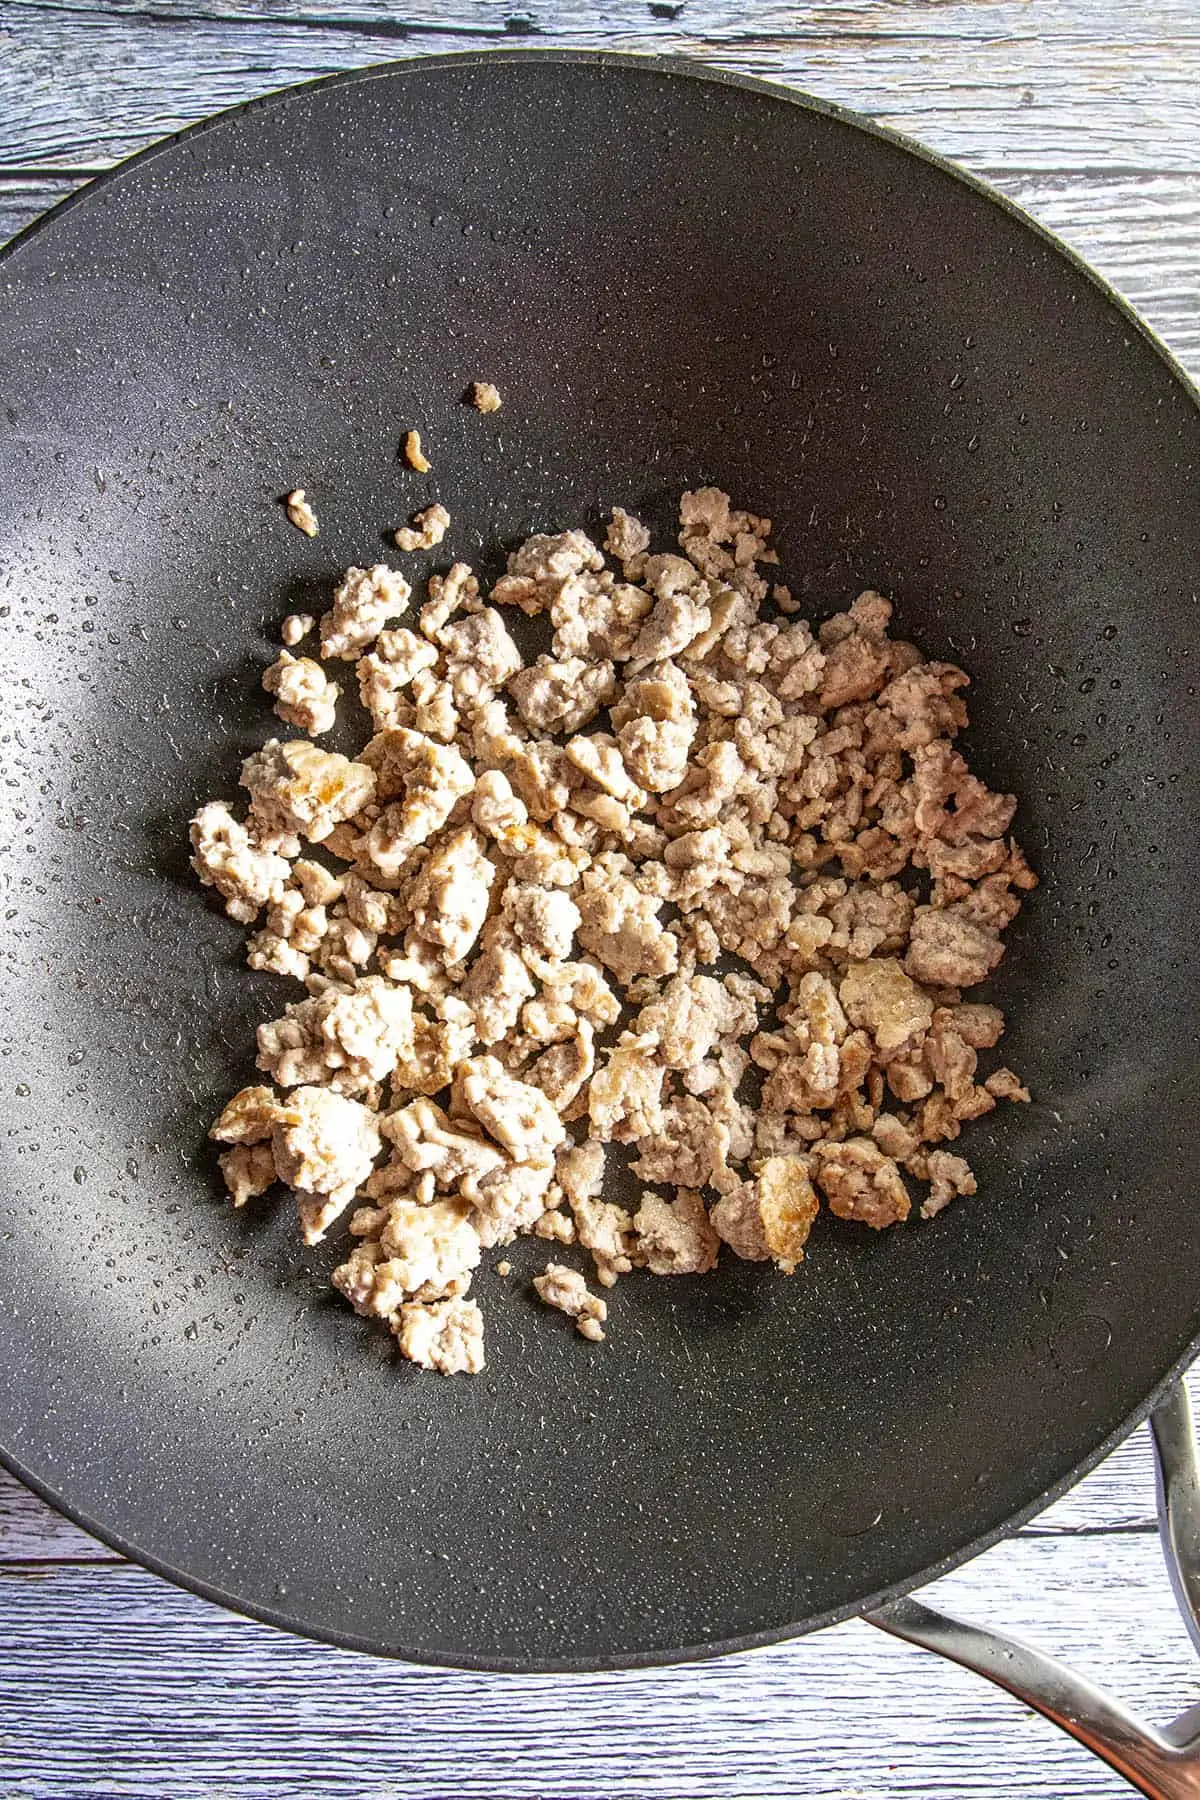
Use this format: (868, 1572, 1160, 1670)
(0, 1536, 1194, 1800)
(2, 6, 1198, 1796)
(994, 171, 1200, 375)
(0, 175, 78, 245)
(7, 0, 1200, 34)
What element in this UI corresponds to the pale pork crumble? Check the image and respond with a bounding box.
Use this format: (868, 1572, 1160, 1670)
(468, 381, 503, 414)
(193, 477, 1035, 1375)
(395, 503, 451, 553)
(285, 489, 319, 537)
(281, 612, 315, 648)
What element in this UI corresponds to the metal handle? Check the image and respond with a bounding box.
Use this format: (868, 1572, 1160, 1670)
(866, 1380, 1200, 1799)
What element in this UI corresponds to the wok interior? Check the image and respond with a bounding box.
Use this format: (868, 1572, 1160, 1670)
(0, 56, 1197, 1668)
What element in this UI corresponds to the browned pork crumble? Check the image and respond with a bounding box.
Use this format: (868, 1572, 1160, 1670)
(194, 485, 1034, 1374)
(403, 430, 431, 473)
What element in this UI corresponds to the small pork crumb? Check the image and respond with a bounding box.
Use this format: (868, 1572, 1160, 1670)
(395, 503, 451, 553)
(394, 1297, 485, 1374)
(533, 1263, 607, 1341)
(262, 651, 339, 736)
(403, 429, 431, 472)
(281, 613, 315, 647)
(285, 489, 319, 537)
(468, 380, 502, 414)
(320, 565, 411, 661)
(197, 470, 1035, 1376)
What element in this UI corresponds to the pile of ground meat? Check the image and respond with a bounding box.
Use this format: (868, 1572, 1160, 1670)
(192, 481, 1034, 1376)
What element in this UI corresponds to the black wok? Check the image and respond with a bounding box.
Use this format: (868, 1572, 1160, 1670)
(1, 52, 1198, 1674)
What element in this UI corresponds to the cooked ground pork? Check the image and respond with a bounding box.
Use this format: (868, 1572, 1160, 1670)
(284, 489, 318, 537)
(395, 502, 451, 554)
(394, 1297, 485, 1373)
(403, 429, 431, 472)
(195, 477, 1035, 1374)
(468, 381, 502, 414)
(320, 565, 411, 661)
(263, 651, 339, 736)
(281, 612, 315, 648)
(533, 1262, 607, 1340)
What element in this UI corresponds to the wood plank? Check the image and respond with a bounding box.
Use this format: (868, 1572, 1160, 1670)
(8, 0, 1200, 40)
(0, 174, 78, 245)
(0, 1534, 1192, 1798)
(2, 6, 1200, 175)
(0, 1468, 118, 1560)
(994, 170, 1200, 374)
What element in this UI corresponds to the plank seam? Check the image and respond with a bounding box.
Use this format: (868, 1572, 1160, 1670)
(6, 1, 1200, 45)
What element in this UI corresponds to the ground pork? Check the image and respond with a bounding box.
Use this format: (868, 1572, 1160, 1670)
(262, 651, 339, 736)
(320, 564, 411, 659)
(240, 738, 376, 845)
(270, 1086, 382, 1243)
(587, 1034, 666, 1143)
(509, 655, 615, 734)
(405, 827, 495, 966)
(356, 627, 440, 731)
(281, 612, 315, 648)
(576, 867, 678, 986)
(711, 1156, 820, 1272)
(633, 1188, 720, 1276)
(256, 976, 414, 1095)
(813, 1138, 911, 1229)
(395, 502, 451, 553)
(358, 729, 475, 879)
(190, 801, 292, 923)
(198, 476, 1034, 1374)
(605, 505, 651, 571)
(533, 1262, 608, 1341)
(285, 489, 318, 536)
(906, 905, 1005, 988)
(455, 1055, 567, 1165)
(395, 1297, 485, 1373)
(403, 429, 431, 472)
(216, 1141, 277, 1208)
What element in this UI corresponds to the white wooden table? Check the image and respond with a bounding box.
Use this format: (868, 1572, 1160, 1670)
(2, 4, 1198, 1794)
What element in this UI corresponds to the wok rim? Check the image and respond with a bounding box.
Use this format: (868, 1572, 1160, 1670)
(1, 46, 1197, 1673)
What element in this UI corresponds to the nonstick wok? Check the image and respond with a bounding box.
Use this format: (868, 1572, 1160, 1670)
(1, 52, 1198, 1714)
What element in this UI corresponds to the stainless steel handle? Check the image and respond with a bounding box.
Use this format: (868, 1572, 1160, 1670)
(867, 1380, 1200, 1799)
(1153, 1383, 1200, 1661)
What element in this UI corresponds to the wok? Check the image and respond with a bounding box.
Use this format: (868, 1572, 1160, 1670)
(1, 50, 1198, 1737)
